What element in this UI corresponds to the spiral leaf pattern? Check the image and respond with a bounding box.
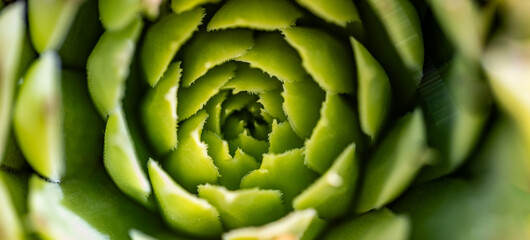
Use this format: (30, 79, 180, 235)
(1, 0, 528, 239)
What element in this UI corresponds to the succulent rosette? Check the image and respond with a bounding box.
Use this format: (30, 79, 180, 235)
(0, 0, 529, 240)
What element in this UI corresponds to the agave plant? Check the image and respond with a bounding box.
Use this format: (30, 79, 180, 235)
(0, 0, 529, 239)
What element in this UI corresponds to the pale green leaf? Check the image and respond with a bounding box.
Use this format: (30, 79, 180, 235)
(177, 63, 237, 121)
(98, 0, 141, 31)
(282, 27, 355, 93)
(148, 159, 223, 237)
(294, 144, 358, 219)
(198, 184, 286, 229)
(223, 63, 282, 94)
(323, 209, 410, 240)
(241, 148, 318, 206)
(208, 0, 302, 31)
(141, 62, 181, 155)
(202, 131, 259, 190)
(141, 8, 204, 86)
(13, 52, 63, 181)
(228, 130, 269, 161)
(165, 110, 220, 192)
(259, 90, 287, 122)
(282, 78, 325, 139)
(295, 0, 360, 27)
(29, 0, 83, 52)
(204, 91, 229, 136)
(236, 33, 306, 83)
(33, 167, 184, 240)
(223, 209, 325, 240)
(181, 29, 253, 87)
(104, 109, 154, 209)
(0, 2, 25, 164)
(171, 0, 221, 14)
(0, 176, 24, 240)
(87, 17, 143, 117)
(29, 176, 108, 240)
(356, 108, 427, 213)
(269, 120, 304, 154)
(351, 37, 391, 140)
(305, 93, 363, 174)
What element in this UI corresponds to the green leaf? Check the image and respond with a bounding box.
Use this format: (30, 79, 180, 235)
(141, 62, 181, 155)
(241, 148, 318, 206)
(141, 8, 204, 86)
(282, 27, 355, 94)
(148, 159, 224, 237)
(62, 70, 105, 180)
(29, 167, 181, 240)
(198, 184, 286, 229)
(322, 209, 410, 240)
(294, 144, 358, 219)
(13, 52, 64, 181)
(223, 209, 325, 240)
(0, 171, 29, 218)
(282, 77, 325, 139)
(351, 37, 391, 140)
(221, 92, 259, 123)
(259, 90, 287, 122)
(223, 63, 282, 94)
(236, 33, 306, 83)
(417, 57, 489, 181)
(428, 0, 482, 61)
(0, 2, 25, 164)
(295, 0, 360, 27)
(171, 0, 221, 14)
(204, 91, 229, 136)
(58, 0, 103, 70)
(166, 110, 220, 192)
(356, 108, 427, 213)
(0, 176, 24, 240)
(482, 36, 530, 181)
(305, 93, 363, 174)
(181, 29, 253, 87)
(177, 63, 237, 121)
(29, 176, 108, 240)
(104, 109, 154, 209)
(201, 131, 258, 190)
(269, 120, 304, 154)
(87, 17, 143, 117)
(98, 0, 141, 31)
(228, 130, 269, 161)
(222, 115, 246, 140)
(367, 0, 424, 83)
(207, 0, 302, 31)
(28, 0, 83, 53)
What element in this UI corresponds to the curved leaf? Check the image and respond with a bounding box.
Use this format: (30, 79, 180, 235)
(208, 0, 302, 31)
(295, 0, 360, 27)
(166, 110, 220, 192)
(141, 8, 204, 86)
(148, 160, 223, 237)
(294, 144, 358, 219)
(198, 184, 286, 229)
(13, 52, 64, 181)
(87, 17, 143, 117)
(282, 27, 355, 93)
(141, 62, 181, 155)
(181, 29, 253, 87)
(104, 109, 154, 209)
